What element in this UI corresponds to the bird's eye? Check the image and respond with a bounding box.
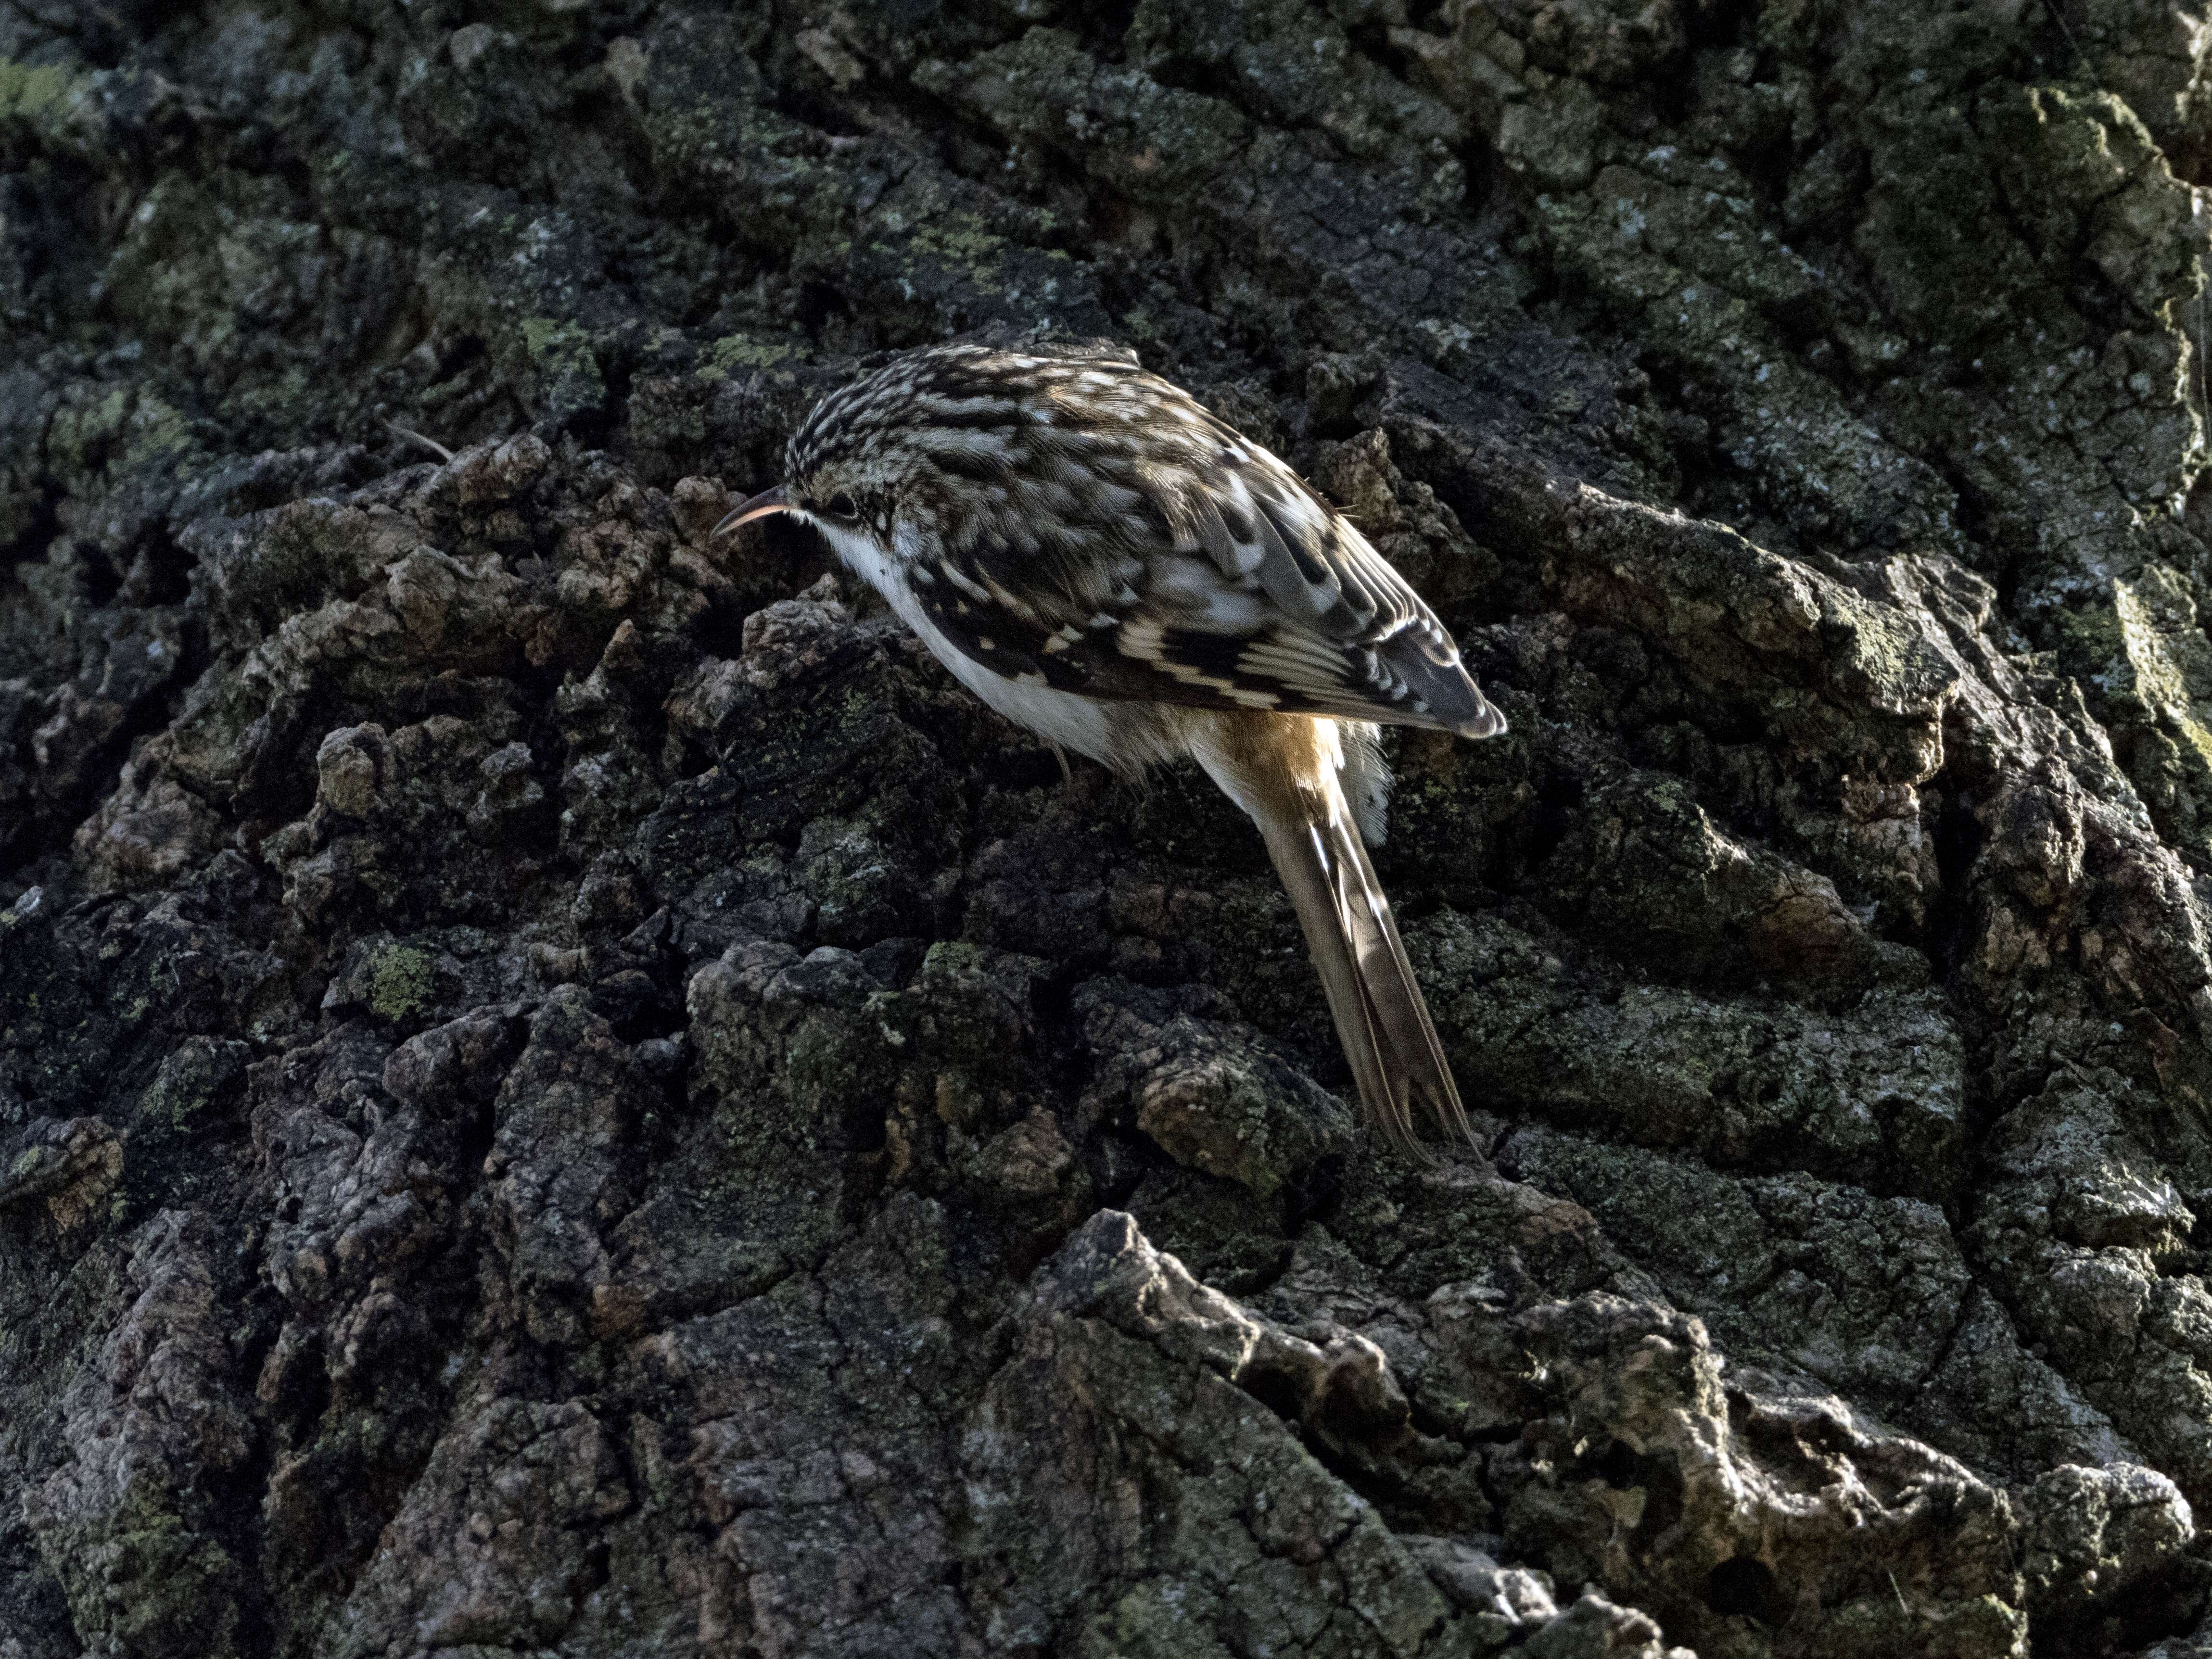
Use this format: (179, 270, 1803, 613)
(826, 492, 857, 519)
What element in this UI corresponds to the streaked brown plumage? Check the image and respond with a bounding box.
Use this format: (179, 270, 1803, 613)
(717, 342, 1506, 1150)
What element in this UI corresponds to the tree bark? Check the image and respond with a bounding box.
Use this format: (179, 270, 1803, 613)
(5, 0, 2212, 1654)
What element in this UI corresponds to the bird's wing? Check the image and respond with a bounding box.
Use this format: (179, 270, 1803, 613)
(907, 424, 1505, 738)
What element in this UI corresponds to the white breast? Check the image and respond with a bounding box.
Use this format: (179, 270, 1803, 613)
(820, 519, 1121, 767)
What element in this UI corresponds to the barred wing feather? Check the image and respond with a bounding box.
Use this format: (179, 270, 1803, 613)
(913, 431, 1504, 738)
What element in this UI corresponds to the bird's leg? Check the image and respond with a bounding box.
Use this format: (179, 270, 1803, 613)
(1050, 742, 1074, 788)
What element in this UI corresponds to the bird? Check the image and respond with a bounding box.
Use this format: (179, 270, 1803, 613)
(715, 342, 1506, 1150)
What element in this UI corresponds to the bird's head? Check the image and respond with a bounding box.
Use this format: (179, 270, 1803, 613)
(711, 345, 1050, 558)
(709, 457, 894, 554)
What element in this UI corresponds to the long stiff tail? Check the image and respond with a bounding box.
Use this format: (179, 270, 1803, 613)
(1193, 716, 1470, 1152)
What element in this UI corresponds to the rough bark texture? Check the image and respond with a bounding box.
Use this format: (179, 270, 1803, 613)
(12, 0, 2212, 1654)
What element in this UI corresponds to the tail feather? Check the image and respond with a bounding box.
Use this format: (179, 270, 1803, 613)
(1253, 799, 1470, 1152)
(1190, 712, 1470, 1152)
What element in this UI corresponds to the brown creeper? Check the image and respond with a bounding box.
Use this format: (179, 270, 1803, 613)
(717, 343, 1506, 1150)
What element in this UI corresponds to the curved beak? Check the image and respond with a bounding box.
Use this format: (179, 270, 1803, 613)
(712, 484, 790, 538)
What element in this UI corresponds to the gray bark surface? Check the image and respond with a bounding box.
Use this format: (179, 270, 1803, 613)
(5, 0, 2212, 1653)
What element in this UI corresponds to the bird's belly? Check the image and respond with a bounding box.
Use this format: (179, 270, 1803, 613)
(936, 645, 1119, 763)
(830, 528, 1120, 766)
